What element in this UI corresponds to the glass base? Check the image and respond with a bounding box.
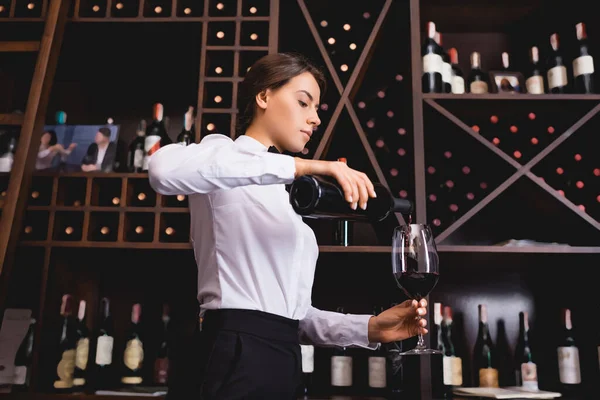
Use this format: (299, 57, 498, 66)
(400, 347, 442, 356)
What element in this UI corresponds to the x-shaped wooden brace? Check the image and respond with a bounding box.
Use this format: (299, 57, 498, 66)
(296, 0, 407, 225)
(425, 98, 600, 243)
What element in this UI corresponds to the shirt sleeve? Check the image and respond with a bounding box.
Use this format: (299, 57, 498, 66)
(148, 134, 296, 195)
(298, 306, 379, 350)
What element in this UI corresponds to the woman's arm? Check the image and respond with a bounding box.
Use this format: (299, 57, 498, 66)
(298, 306, 379, 350)
(148, 134, 296, 196)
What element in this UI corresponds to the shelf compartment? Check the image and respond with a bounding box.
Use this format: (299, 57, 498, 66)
(56, 177, 87, 207)
(207, 21, 236, 46)
(110, 0, 140, 18)
(238, 50, 267, 77)
(0, 1, 9, 18)
(91, 177, 123, 207)
(27, 176, 54, 206)
(202, 81, 233, 109)
(12, 0, 44, 18)
(78, 0, 108, 18)
(208, 0, 237, 17)
(206, 50, 235, 77)
(158, 212, 190, 243)
(20, 210, 49, 241)
(177, 0, 204, 17)
(52, 211, 84, 241)
(88, 211, 119, 242)
(241, 0, 270, 17)
(199, 113, 233, 137)
(124, 212, 155, 242)
(161, 193, 188, 208)
(143, 0, 172, 17)
(240, 21, 269, 47)
(126, 178, 157, 207)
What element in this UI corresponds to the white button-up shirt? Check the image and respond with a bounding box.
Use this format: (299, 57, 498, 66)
(148, 133, 376, 349)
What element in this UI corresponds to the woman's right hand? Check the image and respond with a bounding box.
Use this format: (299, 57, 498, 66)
(294, 157, 376, 210)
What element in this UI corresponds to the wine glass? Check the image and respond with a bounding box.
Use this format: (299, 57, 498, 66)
(392, 223, 440, 355)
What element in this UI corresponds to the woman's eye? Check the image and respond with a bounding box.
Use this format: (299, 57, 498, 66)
(298, 100, 308, 107)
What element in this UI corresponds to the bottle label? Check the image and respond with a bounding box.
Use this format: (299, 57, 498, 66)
(451, 76, 465, 94)
(13, 366, 27, 385)
(95, 336, 114, 366)
(479, 368, 499, 387)
(133, 149, 144, 168)
(154, 357, 169, 384)
(442, 62, 452, 84)
(331, 355, 352, 387)
(521, 362, 538, 390)
(368, 356, 386, 388)
(558, 347, 581, 384)
(443, 356, 463, 386)
(573, 55, 594, 77)
(470, 81, 488, 94)
(547, 66, 568, 89)
(301, 345, 314, 373)
(143, 136, 161, 170)
(423, 53, 443, 74)
(54, 349, 76, 389)
(73, 377, 86, 386)
(124, 338, 144, 371)
(526, 76, 544, 94)
(75, 337, 89, 370)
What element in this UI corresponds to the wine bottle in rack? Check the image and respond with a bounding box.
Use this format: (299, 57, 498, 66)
(442, 306, 462, 389)
(422, 21, 443, 93)
(12, 318, 35, 391)
(121, 303, 144, 386)
(177, 106, 194, 146)
(73, 300, 90, 390)
(127, 120, 146, 173)
(432, 303, 449, 398)
(573, 22, 595, 94)
(467, 52, 488, 93)
(299, 343, 314, 398)
(526, 46, 545, 94)
(368, 306, 387, 395)
(473, 304, 498, 387)
(557, 308, 581, 394)
(515, 311, 538, 391)
(435, 32, 452, 93)
(449, 48, 465, 94)
(53, 294, 77, 393)
(331, 307, 352, 394)
(547, 33, 569, 94)
(143, 103, 172, 171)
(154, 304, 170, 385)
(94, 297, 114, 390)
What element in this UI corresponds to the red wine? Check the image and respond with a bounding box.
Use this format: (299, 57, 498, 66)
(395, 271, 439, 300)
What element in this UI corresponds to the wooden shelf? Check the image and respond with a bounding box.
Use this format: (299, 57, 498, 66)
(423, 93, 600, 101)
(0, 41, 40, 52)
(0, 113, 25, 125)
(19, 240, 192, 249)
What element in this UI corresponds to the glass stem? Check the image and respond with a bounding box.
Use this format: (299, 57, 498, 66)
(416, 315, 425, 349)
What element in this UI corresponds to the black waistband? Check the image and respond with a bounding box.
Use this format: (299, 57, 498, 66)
(202, 308, 299, 344)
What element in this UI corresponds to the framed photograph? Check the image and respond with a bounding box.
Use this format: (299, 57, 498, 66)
(489, 71, 525, 94)
(38, 124, 120, 172)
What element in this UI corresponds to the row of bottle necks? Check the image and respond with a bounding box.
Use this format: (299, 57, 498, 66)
(298, 303, 598, 397)
(422, 21, 595, 94)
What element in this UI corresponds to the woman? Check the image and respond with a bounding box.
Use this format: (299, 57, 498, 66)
(36, 129, 76, 170)
(148, 52, 428, 399)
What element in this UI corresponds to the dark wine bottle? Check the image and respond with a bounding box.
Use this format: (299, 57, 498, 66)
(547, 33, 569, 93)
(94, 297, 114, 390)
(449, 48, 465, 94)
(573, 22, 595, 94)
(525, 46, 545, 94)
(368, 306, 388, 395)
(73, 300, 90, 390)
(11, 318, 36, 392)
(176, 106, 194, 146)
(289, 175, 413, 222)
(53, 294, 77, 393)
(473, 304, 498, 387)
(558, 308, 581, 394)
(143, 103, 172, 171)
(435, 32, 452, 93)
(422, 21, 443, 93)
(515, 311, 538, 390)
(467, 52, 488, 93)
(121, 303, 144, 386)
(154, 304, 170, 385)
(330, 306, 352, 394)
(442, 306, 462, 389)
(127, 120, 146, 173)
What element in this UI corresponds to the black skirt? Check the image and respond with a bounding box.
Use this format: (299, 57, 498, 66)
(167, 308, 302, 400)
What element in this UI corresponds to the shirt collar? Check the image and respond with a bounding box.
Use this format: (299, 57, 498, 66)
(235, 135, 280, 154)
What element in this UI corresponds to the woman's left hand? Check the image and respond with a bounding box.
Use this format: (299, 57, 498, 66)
(367, 299, 428, 343)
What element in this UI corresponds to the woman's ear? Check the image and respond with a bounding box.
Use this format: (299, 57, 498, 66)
(255, 89, 269, 110)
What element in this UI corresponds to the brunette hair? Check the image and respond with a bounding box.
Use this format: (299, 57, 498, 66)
(236, 52, 327, 136)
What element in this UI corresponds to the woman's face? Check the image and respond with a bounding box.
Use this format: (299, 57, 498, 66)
(41, 132, 51, 146)
(259, 71, 322, 153)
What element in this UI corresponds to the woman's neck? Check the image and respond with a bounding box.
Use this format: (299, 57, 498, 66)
(244, 123, 278, 152)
